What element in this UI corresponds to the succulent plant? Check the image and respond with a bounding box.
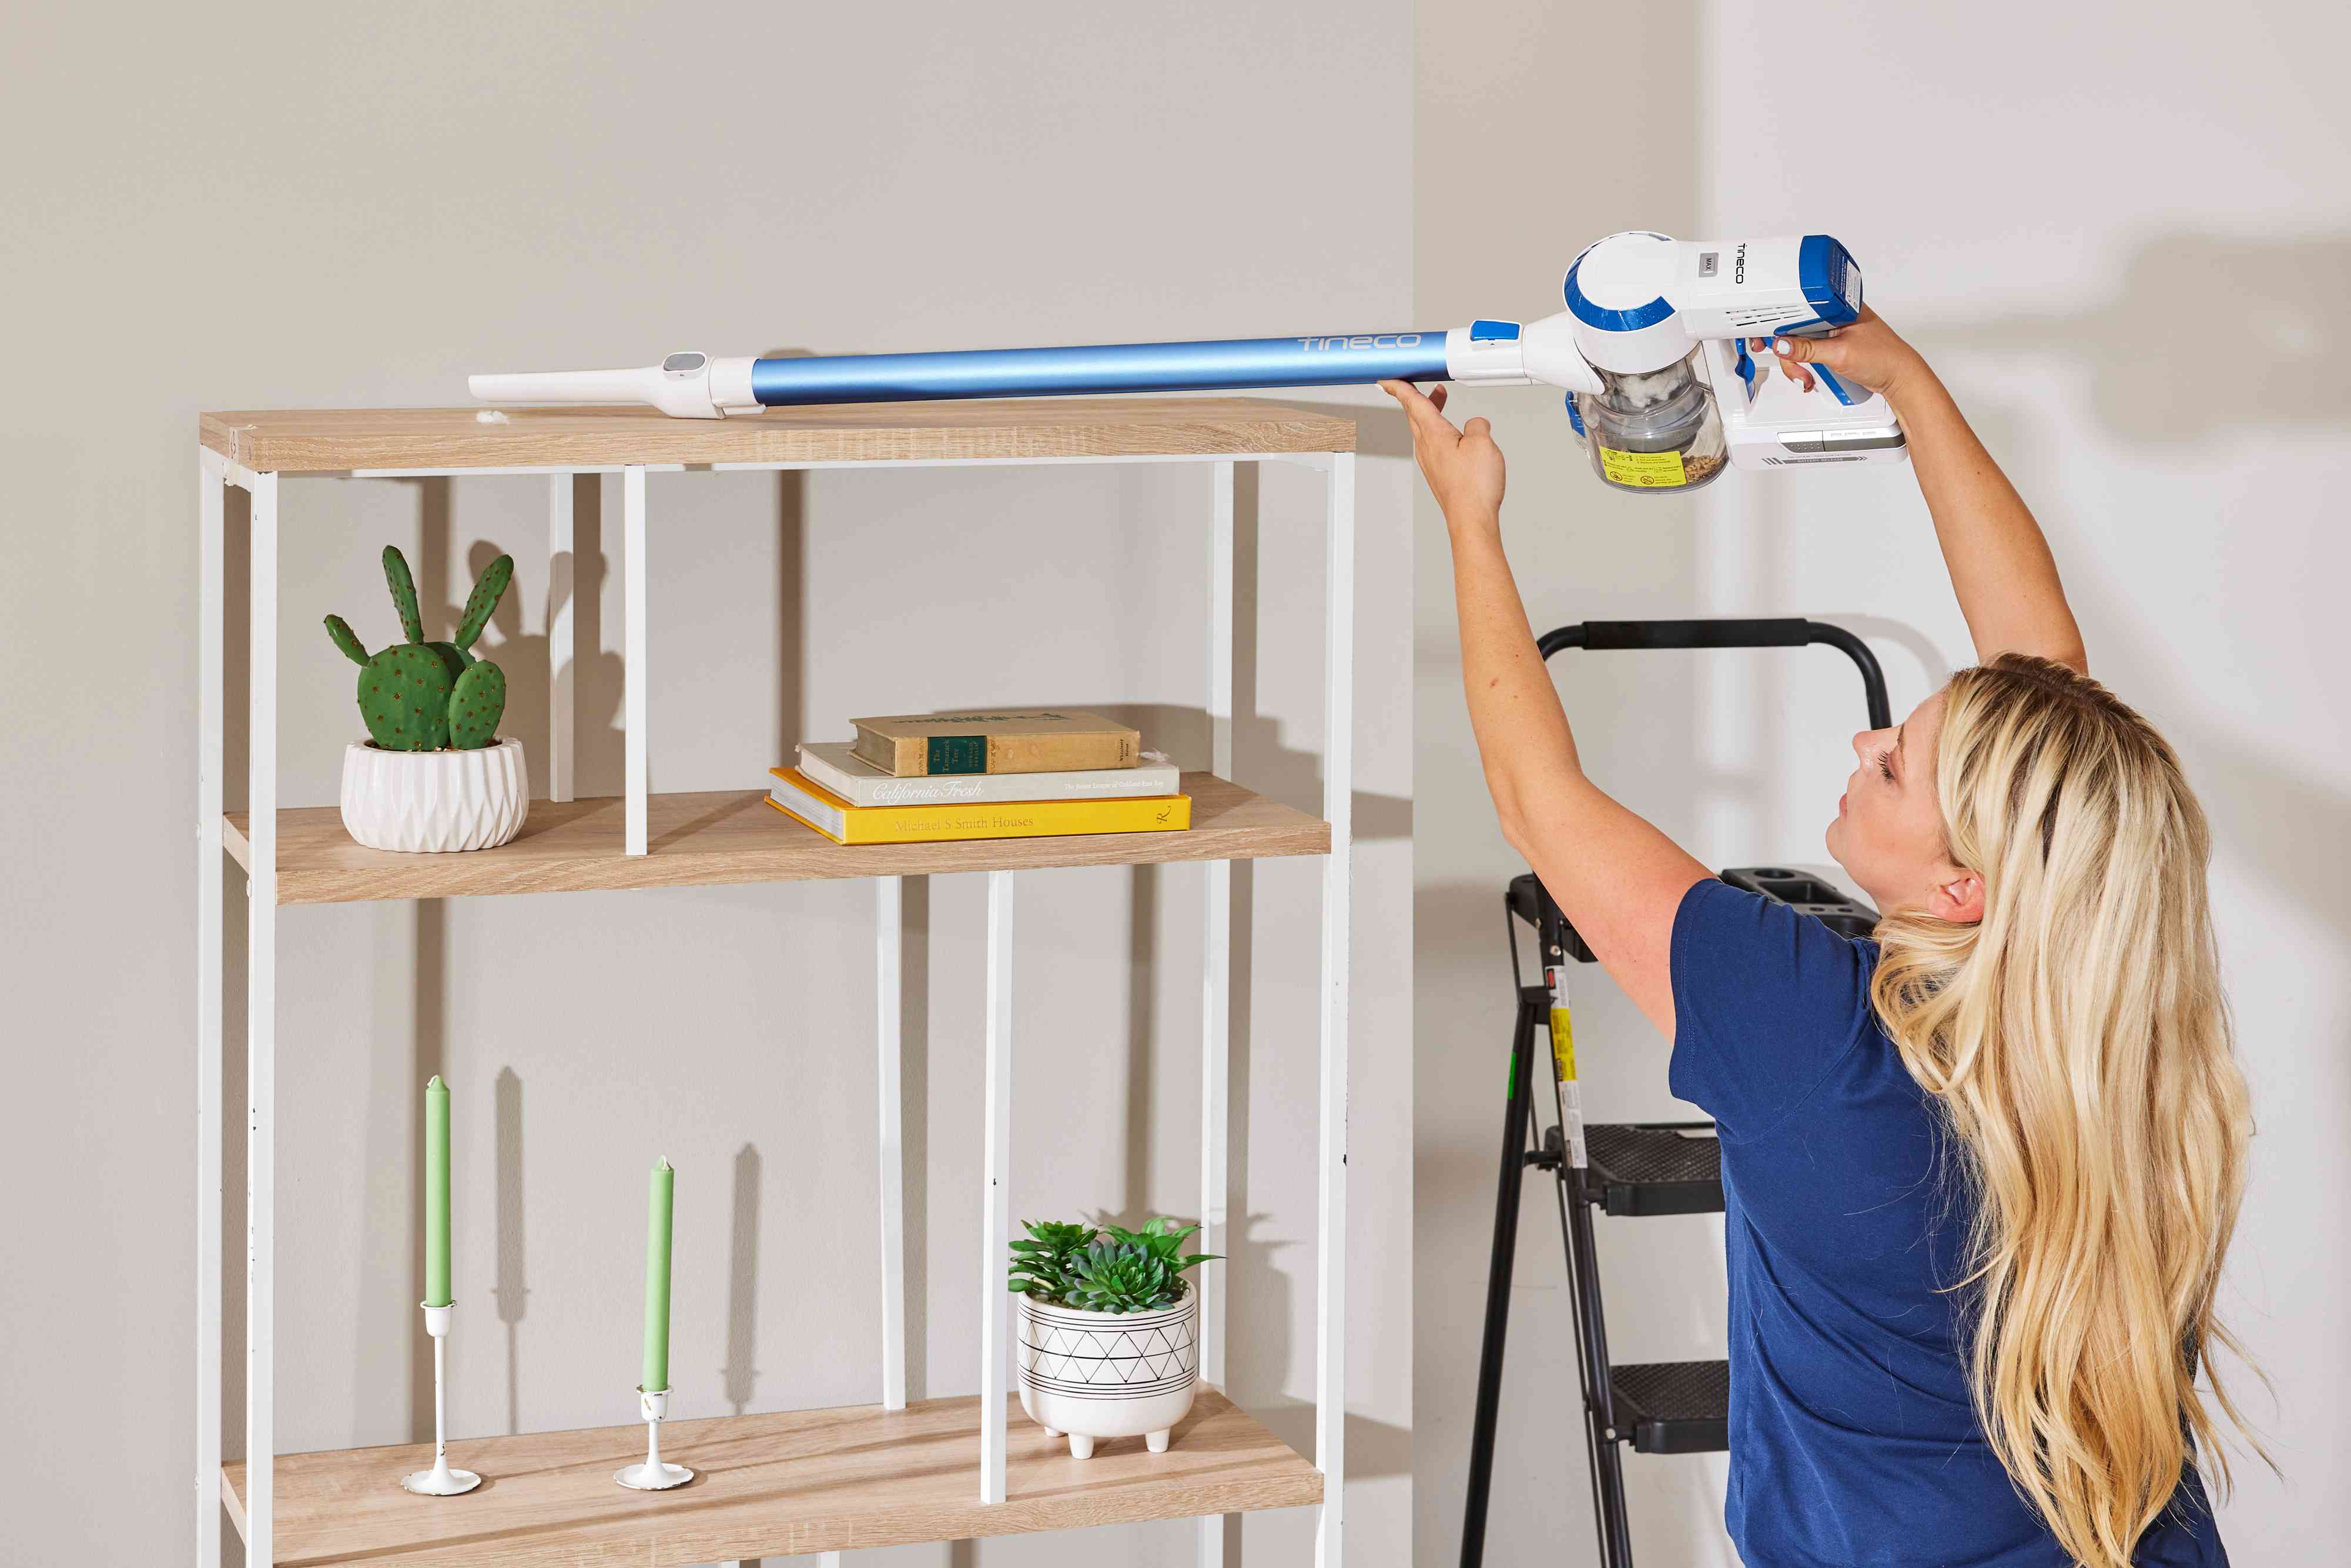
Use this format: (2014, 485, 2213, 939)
(1007, 1216, 1217, 1314)
(1007, 1220, 1096, 1304)
(326, 547, 514, 751)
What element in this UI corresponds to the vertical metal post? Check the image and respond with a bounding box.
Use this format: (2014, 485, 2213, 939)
(246, 470, 280, 1568)
(1315, 453, 1354, 1568)
(623, 465, 648, 855)
(195, 451, 226, 1568)
(547, 474, 574, 804)
(1198, 460, 1236, 1568)
(876, 875, 907, 1412)
(979, 870, 1016, 1505)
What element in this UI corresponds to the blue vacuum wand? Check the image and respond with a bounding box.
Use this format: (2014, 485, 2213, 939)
(469, 233, 1904, 491)
(471, 331, 1471, 417)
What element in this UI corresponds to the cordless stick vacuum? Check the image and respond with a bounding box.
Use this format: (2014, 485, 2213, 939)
(471, 232, 1905, 494)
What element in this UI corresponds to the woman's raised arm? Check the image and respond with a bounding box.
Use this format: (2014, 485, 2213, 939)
(1767, 310, 2088, 674)
(1385, 378, 1709, 1041)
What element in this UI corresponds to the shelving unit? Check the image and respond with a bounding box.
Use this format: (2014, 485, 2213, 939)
(196, 398, 1358, 1567)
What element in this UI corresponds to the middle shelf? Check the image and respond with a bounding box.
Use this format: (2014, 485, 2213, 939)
(222, 772, 1329, 903)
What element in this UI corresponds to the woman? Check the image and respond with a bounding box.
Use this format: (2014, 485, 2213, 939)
(1385, 311, 2258, 1567)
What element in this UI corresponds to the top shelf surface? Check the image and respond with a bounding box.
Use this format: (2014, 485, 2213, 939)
(198, 397, 1357, 473)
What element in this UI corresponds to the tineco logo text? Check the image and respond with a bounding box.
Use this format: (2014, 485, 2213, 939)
(1296, 334, 1424, 351)
(1733, 243, 1747, 284)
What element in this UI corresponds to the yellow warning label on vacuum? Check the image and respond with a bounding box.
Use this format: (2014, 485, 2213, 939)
(1599, 446, 1687, 487)
(1549, 1008, 1577, 1081)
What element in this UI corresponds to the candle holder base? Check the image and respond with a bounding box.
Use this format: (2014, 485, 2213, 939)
(398, 1299, 480, 1496)
(400, 1463, 483, 1496)
(612, 1385, 694, 1490)
(612, 1459, 695, 1491)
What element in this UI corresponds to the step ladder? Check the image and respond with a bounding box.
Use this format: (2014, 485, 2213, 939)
(1456, 619, 1891, 1568)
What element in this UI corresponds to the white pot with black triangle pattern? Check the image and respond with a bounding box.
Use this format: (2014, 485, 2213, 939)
(1016, 1290, 1198, 1459)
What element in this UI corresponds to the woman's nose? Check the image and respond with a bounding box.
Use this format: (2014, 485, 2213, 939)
(1852, 729, 1873, 760)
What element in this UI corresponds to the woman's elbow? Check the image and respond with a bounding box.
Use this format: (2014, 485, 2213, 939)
(1491, 794, 1540, 863)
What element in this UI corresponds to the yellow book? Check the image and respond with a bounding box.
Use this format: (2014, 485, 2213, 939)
(766, 768, 1190, 846)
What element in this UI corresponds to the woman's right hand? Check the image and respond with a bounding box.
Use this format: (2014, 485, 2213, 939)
(1753, 305, 1928, 406)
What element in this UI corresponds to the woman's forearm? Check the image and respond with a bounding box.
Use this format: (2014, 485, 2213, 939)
(1389, 374, 1708, 1035)
(1446, 510, 1584, 842)
(1887, 367, 2087, 671)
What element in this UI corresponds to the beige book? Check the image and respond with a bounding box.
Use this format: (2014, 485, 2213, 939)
(848, 709, 1141, 777)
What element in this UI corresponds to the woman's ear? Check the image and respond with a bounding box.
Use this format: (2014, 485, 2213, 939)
(1928, 870, 1985, 924)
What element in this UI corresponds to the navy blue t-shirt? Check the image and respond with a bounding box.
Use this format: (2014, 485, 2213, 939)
(1667, 878, 2226, 1567)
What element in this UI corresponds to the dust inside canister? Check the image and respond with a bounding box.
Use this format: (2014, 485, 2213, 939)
(1581, 347, 1727, 493)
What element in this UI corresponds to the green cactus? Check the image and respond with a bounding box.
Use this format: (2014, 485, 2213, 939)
(324, 615, 369, 667)
(327, 548, 518, 751)
(381, 547, 426, 645)
(357, 644, 453, 751)
(447, 660, 506, 750)
(454, 554, 513, 651)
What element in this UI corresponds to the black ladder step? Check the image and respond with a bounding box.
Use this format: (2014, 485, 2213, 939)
(1608, 1359, 1730, 1454)
(1580, 1122, 1723, 1216)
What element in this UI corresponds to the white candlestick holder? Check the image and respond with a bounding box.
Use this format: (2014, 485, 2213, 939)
(613, 1386, 694, 1490)
(400, 1302, 481, 1495)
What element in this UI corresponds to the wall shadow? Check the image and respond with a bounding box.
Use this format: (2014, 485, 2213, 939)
(724, 1143, 762, 1415)
(1123, 865, 1160, 1217)
(776, 471, 806, 760)
(1953, 234, 2351, 951)
(406, 899, 447, 1442)
(572, 481, 626, 799)
(494, 1067, 527, 1435)
(1965, 232, 2351, 447)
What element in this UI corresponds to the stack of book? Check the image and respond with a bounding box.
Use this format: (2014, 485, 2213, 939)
(766, 709, 1191, 845)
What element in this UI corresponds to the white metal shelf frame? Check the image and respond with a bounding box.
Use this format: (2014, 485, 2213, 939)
(195, 441, 1356, 1568)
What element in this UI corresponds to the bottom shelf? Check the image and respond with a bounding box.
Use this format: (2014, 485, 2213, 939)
(220, 1388, 1321, 1566)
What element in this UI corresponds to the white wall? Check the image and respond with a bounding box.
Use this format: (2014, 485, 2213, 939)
(0, 6, 1413, 1565)
(1416, 2, 2349, 1564)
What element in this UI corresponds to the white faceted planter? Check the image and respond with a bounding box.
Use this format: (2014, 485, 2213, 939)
(340, 737, 530, 853)
(1017, 1291, 1198, 1459)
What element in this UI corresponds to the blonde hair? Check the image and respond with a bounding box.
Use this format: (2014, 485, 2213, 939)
(1870, 654, 2261, 1567)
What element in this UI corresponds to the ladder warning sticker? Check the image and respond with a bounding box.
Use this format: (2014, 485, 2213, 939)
(1598, 446, 1688, 487)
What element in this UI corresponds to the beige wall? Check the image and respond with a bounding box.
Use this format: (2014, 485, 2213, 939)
(0, 6, 1413, 1565)
(1415, 2, 2351, 1564)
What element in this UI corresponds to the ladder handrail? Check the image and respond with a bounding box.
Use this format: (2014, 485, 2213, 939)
(1535, 617, 1893, 731)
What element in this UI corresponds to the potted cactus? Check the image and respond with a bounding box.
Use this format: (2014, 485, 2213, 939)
(327, 546, 529, 853)
(1007, 1217, 1217, 1459)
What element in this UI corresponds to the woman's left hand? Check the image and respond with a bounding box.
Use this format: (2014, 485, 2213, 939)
(1381, 379, 1506, 527)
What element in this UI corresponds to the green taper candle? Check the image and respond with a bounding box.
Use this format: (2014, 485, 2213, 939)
(641, 1157, 675, 1392)
(424, 1076, 452, 1308)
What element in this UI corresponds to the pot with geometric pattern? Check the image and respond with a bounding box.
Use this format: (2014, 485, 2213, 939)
(1016, 1289, 1198, 1459)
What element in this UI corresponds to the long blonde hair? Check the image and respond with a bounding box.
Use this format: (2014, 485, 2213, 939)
(1869, 654, 2260, 1567)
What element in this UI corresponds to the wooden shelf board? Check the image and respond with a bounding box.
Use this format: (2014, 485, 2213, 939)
(223, 772, 1327, 903)
(199, 397, 1355, 473)
(220, 1389, 1319, 1566)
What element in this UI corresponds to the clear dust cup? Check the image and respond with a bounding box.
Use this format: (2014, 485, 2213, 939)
(1576, 347, 1727, 494)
